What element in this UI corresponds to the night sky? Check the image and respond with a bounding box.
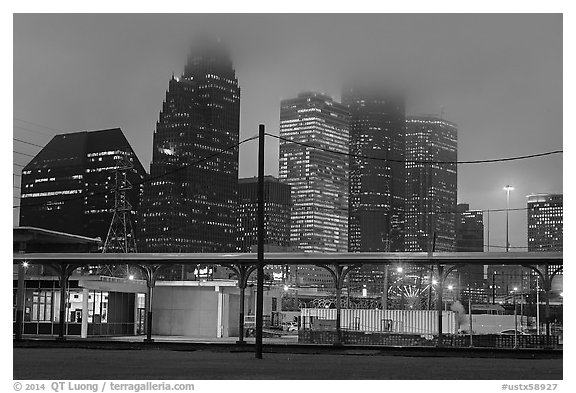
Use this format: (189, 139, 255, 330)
(12, 13, 563, 251)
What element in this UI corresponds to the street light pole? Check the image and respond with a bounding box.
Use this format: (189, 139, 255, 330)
(504, 185, 514, 252)
(255, 124, 265, 359)
(513, 287, 518, 349)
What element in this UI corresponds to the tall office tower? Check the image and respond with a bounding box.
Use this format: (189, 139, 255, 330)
(140, 39, 240, 255)
(342, 84, 406, 253)
(527, 194, 563, 252)
(279, 92, 349, 286)
(405, 115, 458, 252)
(19, 129, 146, 242)
(455, 203, 486, 303)
(237, 176, 291, 253)
(341, 84, 405, 295)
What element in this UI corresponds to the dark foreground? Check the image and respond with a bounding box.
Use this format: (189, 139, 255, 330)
(13, 348, 562, 380)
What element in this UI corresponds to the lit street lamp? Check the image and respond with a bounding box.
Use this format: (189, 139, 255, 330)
(503, 185, 514, 252)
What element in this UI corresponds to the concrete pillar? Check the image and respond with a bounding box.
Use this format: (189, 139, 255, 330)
(15, 263, 26, 341)
(57, 266, 68, 341)
(216, 286, 223, 338)
(81, 288, 89, 338)
(133, 293, 139, 336)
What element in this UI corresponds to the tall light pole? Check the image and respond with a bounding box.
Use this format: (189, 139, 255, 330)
(503, 185, 514, 252)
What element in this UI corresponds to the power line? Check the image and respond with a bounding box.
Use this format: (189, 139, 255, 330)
(13, 125, 54, 138)
(13, 135, 258, 210)
(266, 133, 562, 165)
(13, 151, 35, 158)
(14, 118, 67, 134)
(14, 138, 45, 149)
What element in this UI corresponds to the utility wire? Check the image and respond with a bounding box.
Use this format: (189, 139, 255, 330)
(266, 133, 562, 165)
(13, 151, 35, 158)
(13, 136, 258, 210)
(14, 118, 67, 134)
(13, 125, 54, 138)
(14, 138, 46, 149)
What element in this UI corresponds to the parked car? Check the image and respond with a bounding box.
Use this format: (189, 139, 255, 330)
(282, 321, 298, 332)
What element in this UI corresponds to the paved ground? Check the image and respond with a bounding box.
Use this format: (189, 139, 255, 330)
(13, 347, 562, 380)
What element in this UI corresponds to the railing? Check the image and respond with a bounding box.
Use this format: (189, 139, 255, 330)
(298, 330, 560, 348)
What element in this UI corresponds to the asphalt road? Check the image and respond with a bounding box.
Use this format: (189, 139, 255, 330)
(13, 348, 562, 380)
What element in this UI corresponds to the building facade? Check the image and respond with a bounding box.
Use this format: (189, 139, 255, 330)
(342, 84, 406, 253)
(455, 203, 486, 303)
(405, 115, 458, 252)
(19, 128, 146, 243)
(279, 92, 350, 253)
(237, 176, 291, 253)
(279, 92, 349, 287)
(527, 194, 563, 252)
(140, 39, 240, 254)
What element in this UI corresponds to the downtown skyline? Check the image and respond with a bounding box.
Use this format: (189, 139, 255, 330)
(13, 14, 563, 251)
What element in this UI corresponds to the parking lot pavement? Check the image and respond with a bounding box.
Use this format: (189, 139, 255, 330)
(13, 347, 562, 380)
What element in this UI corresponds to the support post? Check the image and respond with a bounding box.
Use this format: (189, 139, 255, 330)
(544, 264, 551, 339)
(335, 274, 342, 346)
(15, 263, 26, 341)
(255, 124, 265, 359)
(544, 288, 550, 339)
(536, 277, 540, 336)
(436, 264, 444, 347)
(81, 288, 89, 338)
(237, 283, 246, 344)
(216, 287, 224, 338)
(57, 265, 68, 341)
(513, 293, 518, 348)
(144, 283, 154, 342)
(382, 265, 389, 310)
(468, 296, 473, 347)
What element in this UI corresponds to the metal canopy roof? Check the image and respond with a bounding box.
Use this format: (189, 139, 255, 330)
(13, 226, 102, 253)
(12, 251, 562, 266)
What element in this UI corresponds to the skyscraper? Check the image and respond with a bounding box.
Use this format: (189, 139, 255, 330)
(455, 203, 486, 302)
(279, 92, 349, 253)
(140, 39, 240, 253)
(342, 84, 406, 253)
(19, 128, 146, 243)
(527, 194, 563, 252)
(405, 115, 458, 252)
(237, 176, 291, 253)
(279, 92, 349, 286)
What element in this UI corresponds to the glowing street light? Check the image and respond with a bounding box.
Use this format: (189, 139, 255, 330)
(396, 266, 403, 273)
(128, 275, 135, 280)
(503, 185, 514, 252)
(447, 284, 454, 291)
(283, 284, 289, 292)
(432, 279, 438, 285)
(22, 262, 29, 268)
